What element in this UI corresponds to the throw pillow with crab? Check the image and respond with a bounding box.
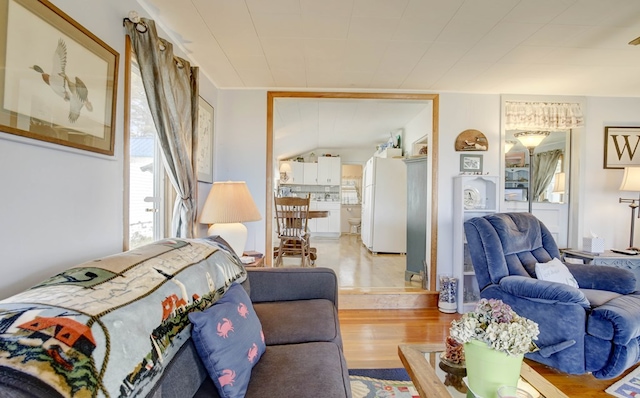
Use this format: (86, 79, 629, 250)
(189, 283, 266, 398)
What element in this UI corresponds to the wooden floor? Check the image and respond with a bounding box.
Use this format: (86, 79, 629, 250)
(277, 233, 421, 289)
(340, 308, 637, 397)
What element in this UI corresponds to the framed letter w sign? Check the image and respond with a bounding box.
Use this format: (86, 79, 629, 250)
(604, 126, 640, 169)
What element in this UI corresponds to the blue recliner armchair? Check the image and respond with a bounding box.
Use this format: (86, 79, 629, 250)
(464, 212, 640, 379)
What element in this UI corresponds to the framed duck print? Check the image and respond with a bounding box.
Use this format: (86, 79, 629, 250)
(0, 0, 119, 155)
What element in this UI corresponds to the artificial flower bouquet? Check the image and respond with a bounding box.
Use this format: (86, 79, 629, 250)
(449, 298, 539, 356)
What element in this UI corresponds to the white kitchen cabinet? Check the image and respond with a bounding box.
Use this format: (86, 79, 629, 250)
(280, 161, 304, 184)
(309, 201, 340, 237)
(303, 163, 318, 185)
(453, 175, 499, 313)
(317, 157, 341, 185)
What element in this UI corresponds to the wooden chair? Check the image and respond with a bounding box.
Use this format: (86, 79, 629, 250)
(274, 195, 312, 267)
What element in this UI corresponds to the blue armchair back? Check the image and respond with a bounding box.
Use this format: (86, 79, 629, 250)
(468, 212, 560, 290)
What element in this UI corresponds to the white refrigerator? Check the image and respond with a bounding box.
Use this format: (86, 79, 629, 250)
(361, 157, 407, 254)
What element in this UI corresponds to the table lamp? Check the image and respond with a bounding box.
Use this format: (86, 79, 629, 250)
(279, 163, 291, 183)
(514, 131, 549, 213)
(619, 167, 640, 250)
(200, 181, 262, 256)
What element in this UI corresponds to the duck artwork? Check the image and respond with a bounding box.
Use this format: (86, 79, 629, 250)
(30, 38, 93, 123)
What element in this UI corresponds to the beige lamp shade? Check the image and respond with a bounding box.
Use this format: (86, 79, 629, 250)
(620, 167, 640, 192)
(513, 131, 549, 149)
(279, 162, 292, 173)
(200, 181, 261, 224)
(552, 172, 566, 193)
(200, 181, 261, 255)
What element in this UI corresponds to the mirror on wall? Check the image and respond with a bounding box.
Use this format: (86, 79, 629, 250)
(500, 96, 585, 250)
(504, 130, 570, 204)
(502, 129, 571, 247)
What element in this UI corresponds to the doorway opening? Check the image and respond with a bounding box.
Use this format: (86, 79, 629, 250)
(266, 91, 440, 291)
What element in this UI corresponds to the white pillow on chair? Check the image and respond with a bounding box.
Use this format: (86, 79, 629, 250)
(535, 257, 579, 288)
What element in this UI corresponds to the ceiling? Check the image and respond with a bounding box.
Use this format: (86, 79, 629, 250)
(273, 98, 430, 159)
(141, 0, 640, 96)
(138, 0, 640, 159)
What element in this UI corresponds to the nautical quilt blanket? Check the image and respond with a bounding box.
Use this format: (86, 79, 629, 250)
(0, 238, 247, 397)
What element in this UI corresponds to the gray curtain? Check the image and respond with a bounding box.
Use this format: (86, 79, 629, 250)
(124, 18, 199, 238)
(532, 150, 562, 201)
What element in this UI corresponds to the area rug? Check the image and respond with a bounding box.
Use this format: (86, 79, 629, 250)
(349, 368, 419, 398)
(606, 366, 640, 397)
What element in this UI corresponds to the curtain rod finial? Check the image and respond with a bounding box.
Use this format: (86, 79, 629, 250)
(128, 11, 140, 23)
(123, 11, 148, 33)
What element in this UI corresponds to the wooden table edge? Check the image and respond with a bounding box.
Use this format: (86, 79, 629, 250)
(398, 344, 569, 398)
(519, 362, 569, 398)
(398, 344, 450, 397)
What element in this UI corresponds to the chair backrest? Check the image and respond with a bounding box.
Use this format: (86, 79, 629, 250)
(274, 195, 310, 239)
(464, 212, 560, 290)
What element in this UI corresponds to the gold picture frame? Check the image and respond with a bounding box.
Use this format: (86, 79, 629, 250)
(196, 97, 214, 183)
(0, 0, 119, 155)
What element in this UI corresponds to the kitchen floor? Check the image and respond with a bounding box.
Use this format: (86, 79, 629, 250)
(275, 233, 422, 288)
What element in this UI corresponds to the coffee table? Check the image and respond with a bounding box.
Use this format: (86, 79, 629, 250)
(398, 344, 568, 398)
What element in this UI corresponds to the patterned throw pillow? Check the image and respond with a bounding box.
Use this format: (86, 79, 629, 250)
(189, 283, 266, 398)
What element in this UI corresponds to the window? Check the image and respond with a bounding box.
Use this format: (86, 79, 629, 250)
(125, 50, 168, 249)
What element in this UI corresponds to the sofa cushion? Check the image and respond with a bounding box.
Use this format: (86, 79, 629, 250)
(194, 342, 351, 398)
(189, 283, 266, 398)
(253, 299, 341, 347)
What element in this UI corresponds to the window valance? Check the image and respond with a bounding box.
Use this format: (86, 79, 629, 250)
(505, 101, 584, 130)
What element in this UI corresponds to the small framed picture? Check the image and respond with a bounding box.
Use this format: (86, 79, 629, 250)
(196, 97, 214, 183)
(460, 154, 483, 172)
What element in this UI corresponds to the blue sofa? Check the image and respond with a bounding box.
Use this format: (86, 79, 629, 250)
(464, 212, 640, 379)
(0, 239, 351, 397)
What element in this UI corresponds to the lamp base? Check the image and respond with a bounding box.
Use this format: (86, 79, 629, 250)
(208, 223, 247, 256)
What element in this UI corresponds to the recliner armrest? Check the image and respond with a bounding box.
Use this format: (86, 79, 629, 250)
(247, 267, 339, 306)
(499, 275, 590, 308)
(565, 263, 636, 294)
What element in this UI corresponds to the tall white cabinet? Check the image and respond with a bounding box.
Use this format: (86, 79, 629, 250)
(453, 175, 499, 313)
(317, 157, 341, 185)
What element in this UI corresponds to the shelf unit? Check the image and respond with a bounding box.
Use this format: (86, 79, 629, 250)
(452, 175, 499, 313)
(505, 167, 529, 188)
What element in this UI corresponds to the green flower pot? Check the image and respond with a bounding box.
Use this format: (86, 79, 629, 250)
(464, 340, 523, 398)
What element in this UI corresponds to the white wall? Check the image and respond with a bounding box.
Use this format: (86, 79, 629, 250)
(214, 90, 267, 252)
(437, 93, 502, 276)
(0, 0, 219, 298)
(580, 97, 640, 250)
(403, 104, 432, 154)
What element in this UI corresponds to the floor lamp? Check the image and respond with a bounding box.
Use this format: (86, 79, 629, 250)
(513, 131, 549, 213)
(619, 167, 640, 250)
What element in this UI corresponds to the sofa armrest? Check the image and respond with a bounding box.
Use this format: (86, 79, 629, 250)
(499, 275, 590, 307)
(247, 267, 339, 307)
(565, 263, 636, 294)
